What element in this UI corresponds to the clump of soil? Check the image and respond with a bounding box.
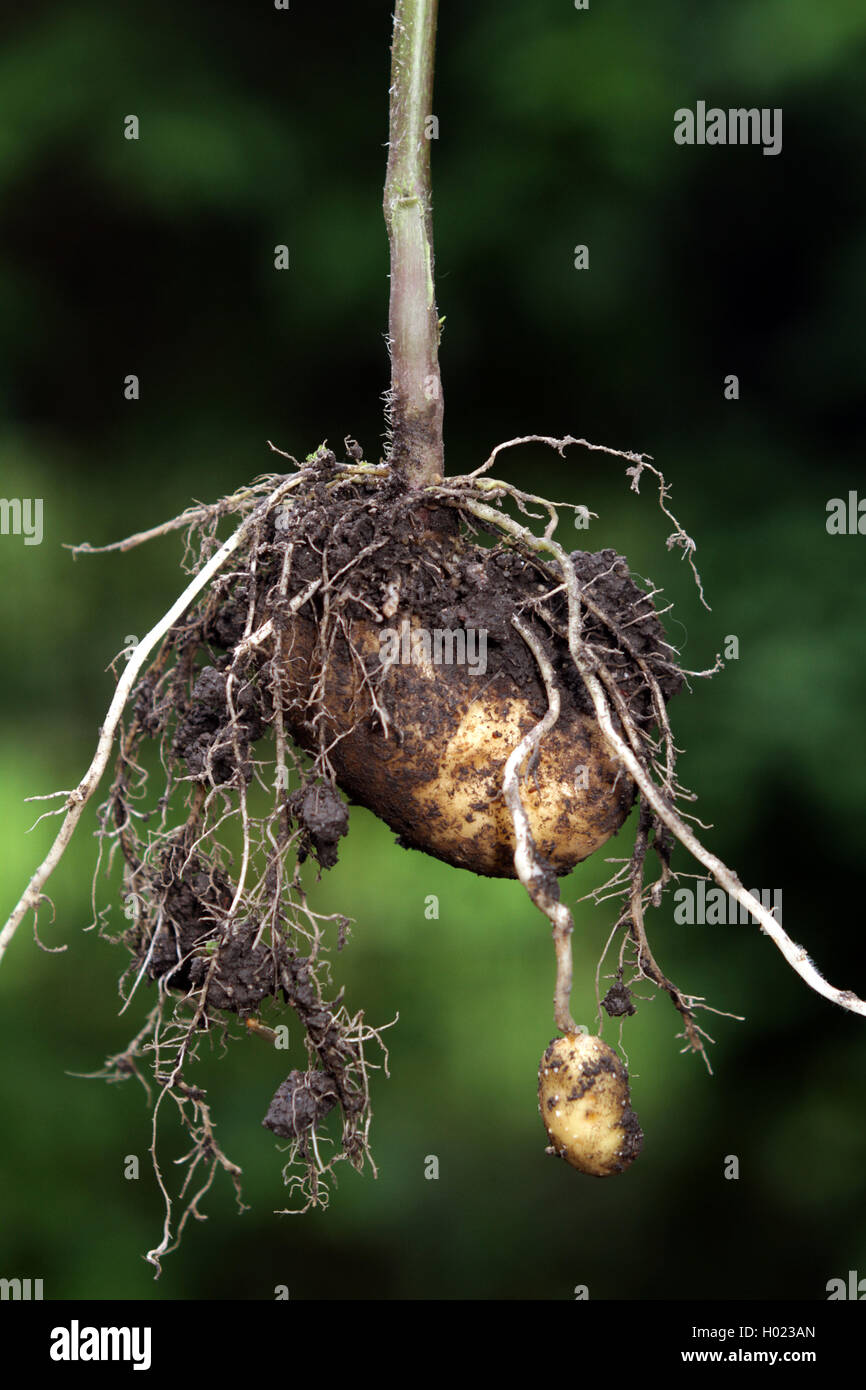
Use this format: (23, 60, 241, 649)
(127, 843, 289, 1013)
(601, 981, 637, 1018)
(263, 1070, 339, 1139)
(172, 665, 268, 786)
(289, 783, 350, 870)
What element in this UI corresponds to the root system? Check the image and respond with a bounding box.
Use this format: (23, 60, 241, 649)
(5, 433, 864, 1267)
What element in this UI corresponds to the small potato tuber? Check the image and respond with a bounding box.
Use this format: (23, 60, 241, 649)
(538, 1032, 643, 1176)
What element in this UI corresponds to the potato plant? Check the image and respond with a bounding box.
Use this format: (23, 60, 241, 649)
(1, 0, 863, 1272)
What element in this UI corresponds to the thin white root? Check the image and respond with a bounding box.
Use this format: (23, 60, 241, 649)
(561, 602, 866, 1020)
(64, 506, 215, 557)
(466, 433, 647, 482)
(0, 478, 297, 970)
(504, 615, 576, 1033)
(232, 578, 322, 659)
(585, 665, 866, 1017)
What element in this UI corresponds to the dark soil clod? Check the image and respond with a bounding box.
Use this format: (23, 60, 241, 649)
(289, 783, 349, 870)
(172, 664, 267, 785)
(263, 1070, 340, 1139)
(601, 982, 637, 1018)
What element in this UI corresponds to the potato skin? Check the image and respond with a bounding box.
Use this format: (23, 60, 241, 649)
(538, 1033, 643, 1176)
(280, 612, 634, 878)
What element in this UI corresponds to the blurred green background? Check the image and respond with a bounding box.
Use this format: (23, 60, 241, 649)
(1, 0, 865, 1301)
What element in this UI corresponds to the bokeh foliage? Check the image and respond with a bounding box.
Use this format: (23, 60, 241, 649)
(1, 0, 865, 1299)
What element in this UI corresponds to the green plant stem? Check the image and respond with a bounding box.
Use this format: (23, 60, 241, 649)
(384, 0, 444, 486)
